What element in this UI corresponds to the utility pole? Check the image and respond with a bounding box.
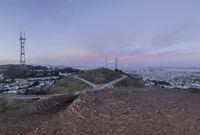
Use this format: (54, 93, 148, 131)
(19, 32, 26, 68)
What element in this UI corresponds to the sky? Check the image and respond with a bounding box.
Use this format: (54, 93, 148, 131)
(0, 0, 200, 67)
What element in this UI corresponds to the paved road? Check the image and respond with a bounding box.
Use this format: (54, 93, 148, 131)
(74, 75, 127, 91)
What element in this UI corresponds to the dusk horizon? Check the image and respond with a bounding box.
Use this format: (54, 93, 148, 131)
(2, 1, 200, 134)
(1, 0, 200, 67)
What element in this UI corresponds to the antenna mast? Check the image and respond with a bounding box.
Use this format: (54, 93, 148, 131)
(106, 56, 108, 69)
(115, 57, 118, 70)
(19, 32, 26, 68)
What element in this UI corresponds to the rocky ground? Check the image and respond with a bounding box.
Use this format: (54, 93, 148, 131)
(3, 87, 198, 135)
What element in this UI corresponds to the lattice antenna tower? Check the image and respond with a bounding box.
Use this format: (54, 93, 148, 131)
(19, 32, 26, 68)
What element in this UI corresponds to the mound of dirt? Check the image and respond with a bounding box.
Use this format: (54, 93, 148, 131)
(79, 68, 122, 84)
(28, 87, 200, 135)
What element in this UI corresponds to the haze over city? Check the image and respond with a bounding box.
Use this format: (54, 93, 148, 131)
(1, 0, 200, 67)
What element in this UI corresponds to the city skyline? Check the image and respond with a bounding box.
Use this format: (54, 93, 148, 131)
(1, 0, 200, 67)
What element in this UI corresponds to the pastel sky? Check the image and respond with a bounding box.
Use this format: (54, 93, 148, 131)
(1, 0, 200, 67)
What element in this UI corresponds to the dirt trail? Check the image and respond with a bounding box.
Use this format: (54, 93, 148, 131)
(74, 75, 127, 90)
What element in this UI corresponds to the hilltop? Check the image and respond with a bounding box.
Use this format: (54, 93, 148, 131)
(48, 76, 91, 94)
(27, 87, 200, 135)
(1, 67, 200, 135)
(79, 67, 122, 84)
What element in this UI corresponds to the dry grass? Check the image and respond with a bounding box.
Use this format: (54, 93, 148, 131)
(28, 87, 200, 135)
(79, 68, 122, 84)
(0, 94, 78, 135)
(48, 76, 91, 94)
(0, 98, 7, 112)
(0, 98, 37, 113)
(115, 77, 145, 87)
(190, 88, 200, 93)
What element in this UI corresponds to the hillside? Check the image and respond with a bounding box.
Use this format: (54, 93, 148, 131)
(27, 87, 200, 135)
(1, 86, 200, 134)
(1, 69, 200, 135)
(79, 68, 122, 84)
(0, 94, 78, 135)
(48, 76, 91, 94)
(115, 76, 145, 87)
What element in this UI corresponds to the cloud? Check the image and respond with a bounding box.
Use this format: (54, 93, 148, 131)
(149, 25, 196, 48)
(49, 47, 102, 60)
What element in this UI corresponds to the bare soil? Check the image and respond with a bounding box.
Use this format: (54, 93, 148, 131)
(1, 87, 200, 135)
(27, 87, 200, 135)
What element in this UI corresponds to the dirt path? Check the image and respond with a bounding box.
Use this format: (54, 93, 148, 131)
(74, 75, 127, 90)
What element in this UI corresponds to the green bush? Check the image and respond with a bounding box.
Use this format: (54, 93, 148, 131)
(190, 88, 200, 93)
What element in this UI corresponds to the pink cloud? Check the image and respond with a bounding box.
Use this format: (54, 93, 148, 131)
(118, 54, 134, 61)
(49, 47, 102, 60)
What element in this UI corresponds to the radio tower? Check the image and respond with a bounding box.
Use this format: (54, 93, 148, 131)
(115, 57, 118, 70)
(106, 56, 108, 69)
(19, 32, 26, 68)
